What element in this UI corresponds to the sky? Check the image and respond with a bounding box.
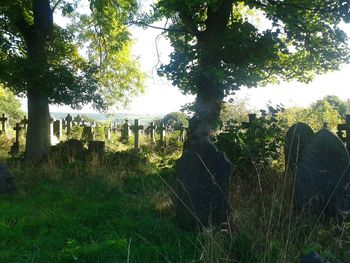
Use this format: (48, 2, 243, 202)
(20, 3, 350, 114)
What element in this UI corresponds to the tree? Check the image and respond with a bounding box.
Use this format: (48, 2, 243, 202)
(150, 1, 350, 228)
(0, 0, 143, 159)
(0, 84, 24, 123)
(160, 111, 189, 130)
(312, 95, 348, 119)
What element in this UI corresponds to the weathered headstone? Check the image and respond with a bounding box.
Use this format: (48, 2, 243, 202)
(0, 163, 16, 193)
(53, 120, 62, 140)
(0, 114, 8, 134)
(337, 114, 350, 152)
(120, 119, 130, 143)
(294, 129, 350, 218)
(176, 137, 233, 229)
(285, 122, 314, 172)
(178, 124, 186, 142)
(131, 119, 144, 148)
(65, 114, 73, 136)
(106, 127, 112, 141)
(158, 123, 166, 147)
(148, 122, 157, 143)
(81, 126, 94, 141)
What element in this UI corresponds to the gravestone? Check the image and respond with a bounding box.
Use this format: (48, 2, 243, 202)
(148, 122, 157, 143)
(81, 126, 94, 141)
(53, 120, 62, 140)
(285, 122, 314, 172)
(0, 114, 8, 134)
(0, 163, 16, 193)
(242, 113, 257, 129)
(62, 119, 67, 129)
(20, 116, 28, 130)
(9, 123, 22, 156)
(178, 124, 186, 142)
(294, 129, 350, 218)
(120, 119, 130, 143)
(106, 127, 112, 141)
(65, 114, 73, 136)
(131, 119, 144, 148)
(74, 114, 83, 125)
(176, 137, 233, 229)
(158, 123, 166, 147)
(337, 114, 350, 152)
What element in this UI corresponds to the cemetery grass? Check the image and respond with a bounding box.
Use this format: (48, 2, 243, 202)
(0, 139, 350, 262)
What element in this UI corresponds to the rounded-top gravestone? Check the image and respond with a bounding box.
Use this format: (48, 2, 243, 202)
(285, 122, 314, 172)
(294, 129, 350, 218)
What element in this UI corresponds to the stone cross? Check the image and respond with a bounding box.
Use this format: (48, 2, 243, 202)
(158, 123, 166, 146)
(131, 119, 144, 148)
(74, 114, 83, 125)
(120, 119, 130, 143)
(148, 122, 157, 143)
(10, 123, 22, 156)
(242, 113, 257, 129)
(337, 114, 350, 152)
(20, 116, 28, 130)
(0, 114, 8, 134)
(65, 114, 73, 136)
(13, 123, 21, 144)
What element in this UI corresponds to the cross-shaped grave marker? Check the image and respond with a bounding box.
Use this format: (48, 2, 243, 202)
(0, 114, 8, 134)
(10, 123, 22, 156)
(337, 114, 350, 152)
(242, 113, 257, 129)
(131, 119, 144, 148)
(157, 123, 166, 147)
(148, 122, 157, 143)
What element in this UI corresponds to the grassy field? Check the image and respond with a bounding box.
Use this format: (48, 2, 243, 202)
(0, 136, 350, 262)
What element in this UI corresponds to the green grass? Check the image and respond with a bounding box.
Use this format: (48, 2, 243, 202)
(0, 161, 200, 263)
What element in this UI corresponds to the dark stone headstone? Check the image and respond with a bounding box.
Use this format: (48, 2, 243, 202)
(176, 137, 233, 230)
(295, 129, 350, 218)
(285, 122, 314, 172)
(301, 252, 329, 263)
(0, 163, 16, 193)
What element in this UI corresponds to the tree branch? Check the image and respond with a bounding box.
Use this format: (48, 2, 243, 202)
(51, 0, 63, 13)
(133, 21, 193, 35)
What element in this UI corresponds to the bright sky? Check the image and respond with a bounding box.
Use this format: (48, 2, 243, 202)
(20, 3, 350, 114)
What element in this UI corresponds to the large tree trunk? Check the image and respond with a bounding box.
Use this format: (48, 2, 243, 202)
(20, 0, 53, 160)
(25, 90, 50, 160)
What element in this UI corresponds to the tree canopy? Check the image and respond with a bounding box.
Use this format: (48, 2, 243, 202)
(0, 0, 144, 110)
(153, 0, 350, 96)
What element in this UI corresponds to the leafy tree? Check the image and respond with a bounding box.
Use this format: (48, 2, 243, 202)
(312, 95, 347, 119)
(278, 101, 341, 131)
(160, 111, 189, 130)
(0, 84, 24, 122)
(149, 0, 350, 228)
(0, 0, 143, 159)
(152, 0, 350, 139)
(219, 99, 252, 128)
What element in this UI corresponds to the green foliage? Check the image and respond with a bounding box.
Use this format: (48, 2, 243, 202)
(278, 100, 341, 131)
(0, 84, 23, 122)
(312, 95, 348, 119)
(159, 111, 189, 130)
(0, 0, 144, 110)
(219, 99, 251, 127)
(215, 106, 284, 179)
(152, 1, 350, 96)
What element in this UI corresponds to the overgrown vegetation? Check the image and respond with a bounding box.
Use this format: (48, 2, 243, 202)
(1, 101, 350, 262)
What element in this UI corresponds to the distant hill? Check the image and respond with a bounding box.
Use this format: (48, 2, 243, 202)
(51, 112, 164, 125)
